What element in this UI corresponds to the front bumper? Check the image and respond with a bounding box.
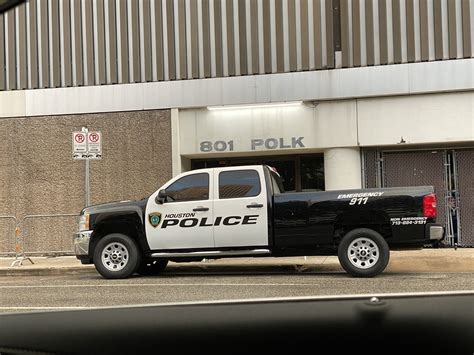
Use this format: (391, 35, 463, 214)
(73, 230, 93, 256)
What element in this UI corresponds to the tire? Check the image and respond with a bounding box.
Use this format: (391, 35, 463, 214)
(337, 228, 390, 277)
(93, 233, 141, 279)
(137, 259, 169, 276)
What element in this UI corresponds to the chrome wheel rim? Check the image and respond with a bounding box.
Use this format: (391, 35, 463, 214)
(101, 242, 129, 272)
(347, 237, 380, 269)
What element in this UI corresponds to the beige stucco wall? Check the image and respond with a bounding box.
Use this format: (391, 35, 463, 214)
(0, 109, 172, 254)
(357, 92, 474, 146)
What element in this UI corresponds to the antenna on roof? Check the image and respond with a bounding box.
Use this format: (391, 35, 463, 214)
(267, 165, 281, 177)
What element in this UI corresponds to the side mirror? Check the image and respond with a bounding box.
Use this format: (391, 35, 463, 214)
(155, 189, 167, 204)
(0, 0, 26, 14)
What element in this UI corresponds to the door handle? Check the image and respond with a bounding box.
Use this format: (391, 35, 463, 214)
(246, 203, 264, 208)
(193, 206, 209, 212)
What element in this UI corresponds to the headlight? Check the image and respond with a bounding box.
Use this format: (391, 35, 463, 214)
(78, 213, 90, 231)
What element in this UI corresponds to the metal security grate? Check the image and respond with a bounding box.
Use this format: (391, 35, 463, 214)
(382, 150, 447, 236)
(362, 149, 379, 189)
(454, 150, 474, 247)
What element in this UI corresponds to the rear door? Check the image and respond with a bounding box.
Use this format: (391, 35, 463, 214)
(212, 166, 269, 248)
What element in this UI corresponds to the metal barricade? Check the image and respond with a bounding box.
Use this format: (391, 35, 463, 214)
(10, 226, 34, 267)
(19, 214, 79, 258)
(0, 215, 34, 267)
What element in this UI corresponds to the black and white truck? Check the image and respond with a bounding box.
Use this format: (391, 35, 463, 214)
(74, 165, 444, 278)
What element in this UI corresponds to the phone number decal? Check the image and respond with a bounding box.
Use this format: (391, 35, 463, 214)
(390, 217, 427, 226)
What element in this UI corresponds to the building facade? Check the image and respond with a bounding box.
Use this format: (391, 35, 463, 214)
(0, 0, 473, 255)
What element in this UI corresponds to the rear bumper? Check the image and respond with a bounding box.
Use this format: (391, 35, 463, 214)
(389, 223, 444, 248)
(428, 224, 444, 241)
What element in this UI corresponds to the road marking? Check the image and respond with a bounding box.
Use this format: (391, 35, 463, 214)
(0, 282, 319, 288)
(0, 306, 89, 310)
(1, 290, 472, 312)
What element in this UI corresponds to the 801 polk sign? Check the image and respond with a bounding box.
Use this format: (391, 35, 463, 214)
(199, 137, 305, 152)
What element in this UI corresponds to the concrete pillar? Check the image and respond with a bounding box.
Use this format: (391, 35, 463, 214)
(324, 147, 362, 191)
(171, 109, 192, 175)
(171, 108, 182, 176)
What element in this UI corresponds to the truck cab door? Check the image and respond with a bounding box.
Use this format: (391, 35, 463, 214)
(145, 170, 215, 250)
(212, 166, 269, 248)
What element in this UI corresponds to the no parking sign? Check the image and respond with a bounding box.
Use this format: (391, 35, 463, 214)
(72, 130, 102, 160)
(87, 132, 102, 159)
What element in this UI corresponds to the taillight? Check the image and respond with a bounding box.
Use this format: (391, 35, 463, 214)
(423, 193, 437, 219)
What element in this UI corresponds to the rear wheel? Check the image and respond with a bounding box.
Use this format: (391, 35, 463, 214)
(337, 228, 390, 277)
(93, 233, 141, 279)
(137, 259, 169, 276)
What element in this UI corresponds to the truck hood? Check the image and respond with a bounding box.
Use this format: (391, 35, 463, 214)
(82, 198, 148, 215)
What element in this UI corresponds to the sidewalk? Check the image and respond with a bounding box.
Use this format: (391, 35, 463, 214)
(0, 249, 472, 276)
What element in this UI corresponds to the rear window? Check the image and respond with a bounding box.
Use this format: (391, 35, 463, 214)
(270, 170, 285, 194)
(219, 170, 261, 199)
(271, 174, 282, 194)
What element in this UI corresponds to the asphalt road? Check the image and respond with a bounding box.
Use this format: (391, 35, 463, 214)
(0, 266, 472, 313)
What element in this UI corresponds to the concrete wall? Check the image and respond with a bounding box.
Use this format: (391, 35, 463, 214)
(1, 59, 472, 118)
(0, 110, 172, 255)
(324, 148, 362, 190)
(357, 92, 474, 146)
(176, 91, 474, 162)
(178, 101, 358, 157)
(174, 90, 473, 193)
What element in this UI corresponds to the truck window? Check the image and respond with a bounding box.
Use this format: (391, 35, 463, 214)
(270, 170, 285, 194)
(219, 170, 261, 199)
(166, 173, 209, 202)
(271, 174, 282, 194)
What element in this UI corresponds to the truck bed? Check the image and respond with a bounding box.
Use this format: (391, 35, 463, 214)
(272, 186, 435, 249)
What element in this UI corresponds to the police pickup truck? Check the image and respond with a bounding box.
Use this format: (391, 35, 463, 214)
(74, 165, 444, 279)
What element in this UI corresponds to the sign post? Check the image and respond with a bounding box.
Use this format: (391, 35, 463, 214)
(72, 127, 102, 207)
(83, 127, 90, 207)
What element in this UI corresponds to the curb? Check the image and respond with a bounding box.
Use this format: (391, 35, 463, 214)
(0, 253, 471, 276)
(0, 263, 344, 276)
(0, 266, 96, 276)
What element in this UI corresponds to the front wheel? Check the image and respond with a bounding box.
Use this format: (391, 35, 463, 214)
(337, 228, 390, 277)
(93, 233, 141, 279)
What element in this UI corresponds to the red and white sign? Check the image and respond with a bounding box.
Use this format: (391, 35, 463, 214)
(72, 131, 102, 160)
(87, 132, 102, 154)
(73, 132, 87, 153)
